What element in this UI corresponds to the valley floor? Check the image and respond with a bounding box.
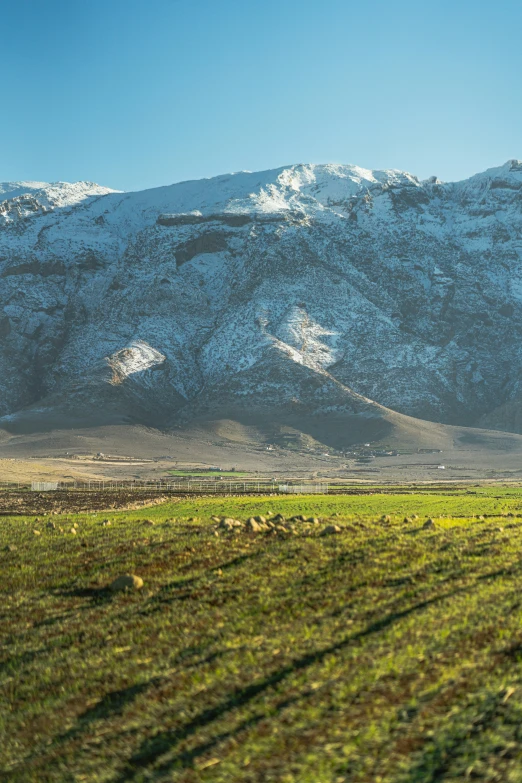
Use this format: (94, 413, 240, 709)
(4, 419, 522, 485)
(3, 490, 522, 781)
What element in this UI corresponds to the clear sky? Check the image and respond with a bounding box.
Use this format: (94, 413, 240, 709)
(2, 0, 521, 192)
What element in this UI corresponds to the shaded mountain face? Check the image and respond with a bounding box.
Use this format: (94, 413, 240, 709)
(1, 161, 522, 435)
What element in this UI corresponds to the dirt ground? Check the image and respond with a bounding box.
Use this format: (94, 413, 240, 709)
(3, 418, 522, 484)
(0, 490, 179, 516)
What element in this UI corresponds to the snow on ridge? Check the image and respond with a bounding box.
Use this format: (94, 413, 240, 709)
(273, 305, 341, 371)
(3, 160, 520, 212)
(277, 163, 418, 193)
(0, 180, 118, 209)
(110, 163, 421, 221)
(37, 181, 120, 208)
(181, 163, 422, 219)
(456, 160, 522, 188)
(105, 341, 166, 384)
(0, 182, 51, 198)
(0, 180, 120, 226)
(4, 161, 518, 228)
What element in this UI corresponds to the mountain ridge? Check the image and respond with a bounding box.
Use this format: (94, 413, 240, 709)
(3, 157, 520, 207)
(1, 159, 522, 455)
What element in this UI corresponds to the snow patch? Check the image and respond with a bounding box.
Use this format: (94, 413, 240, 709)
(106, 341, 166, 383)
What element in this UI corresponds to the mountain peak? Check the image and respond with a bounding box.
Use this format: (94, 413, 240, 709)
(0, 180, 119, 224)
(1, 159, 522, 445)
(461, 159, 522, 188)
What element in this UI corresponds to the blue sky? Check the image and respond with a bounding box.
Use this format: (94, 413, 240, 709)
(2, 0, 521, 191)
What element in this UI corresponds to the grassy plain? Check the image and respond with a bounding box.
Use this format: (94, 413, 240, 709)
(3, 488, 522, 781)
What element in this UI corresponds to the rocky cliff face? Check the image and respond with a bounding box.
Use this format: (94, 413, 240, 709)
(1, 161, 521, 434)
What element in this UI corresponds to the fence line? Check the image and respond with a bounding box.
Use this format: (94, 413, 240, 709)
(278, 484, 328, 494)
(0, 479, 330, 495)
(31, 481, 59, 492)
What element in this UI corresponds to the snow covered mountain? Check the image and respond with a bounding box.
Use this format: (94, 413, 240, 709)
(1, 160, 522, 444)
(0, 181, 118, 224)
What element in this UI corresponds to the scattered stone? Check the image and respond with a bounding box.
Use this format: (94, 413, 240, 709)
(423, 518, 436, 529)
(70, 527, 77, 535)
(33, 529, 41, 536)
(272, 514, 285, 522)
(320, 524, 342, 536)
(253, 515, 266, 524)
(266, 520, 275, 529)
(144, 519, 155, 526)
(109, 574, 144, 592)
(211, 516, 221, 523)
(6, 544, 17, 552)
(411, 514, 419, 520)
(47, 521, 56, 529)
(478, 515, 485, 521)
(291, 515, 306, 522)
(219, 518, 242, 531)
(213, 531, 220, 537)
(102, 520, 111, 527)
(245, 518, 262, 532)
(306, 517, 320, 524)
(381, 515, 391, 523)
(403, 517, 412, 524)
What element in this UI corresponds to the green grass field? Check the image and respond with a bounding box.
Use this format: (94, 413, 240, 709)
(3, 489, 522, 781)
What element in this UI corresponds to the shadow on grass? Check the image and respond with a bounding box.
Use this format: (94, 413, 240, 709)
(58, 679, 164, 744)
(54, 586, 115, 604)
(142, 550, 264, 613)
(38, 648, 234, 769)
(476, 559, 522, 581)
(397, 689, 522, 783)
(137, 690, 309, 779)
(111, 585, 469, 781)
(0, 648, 41, 676)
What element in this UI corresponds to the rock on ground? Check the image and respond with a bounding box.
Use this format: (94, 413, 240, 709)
(320, 524, 342, 536)
(109, 574, 144, 592)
